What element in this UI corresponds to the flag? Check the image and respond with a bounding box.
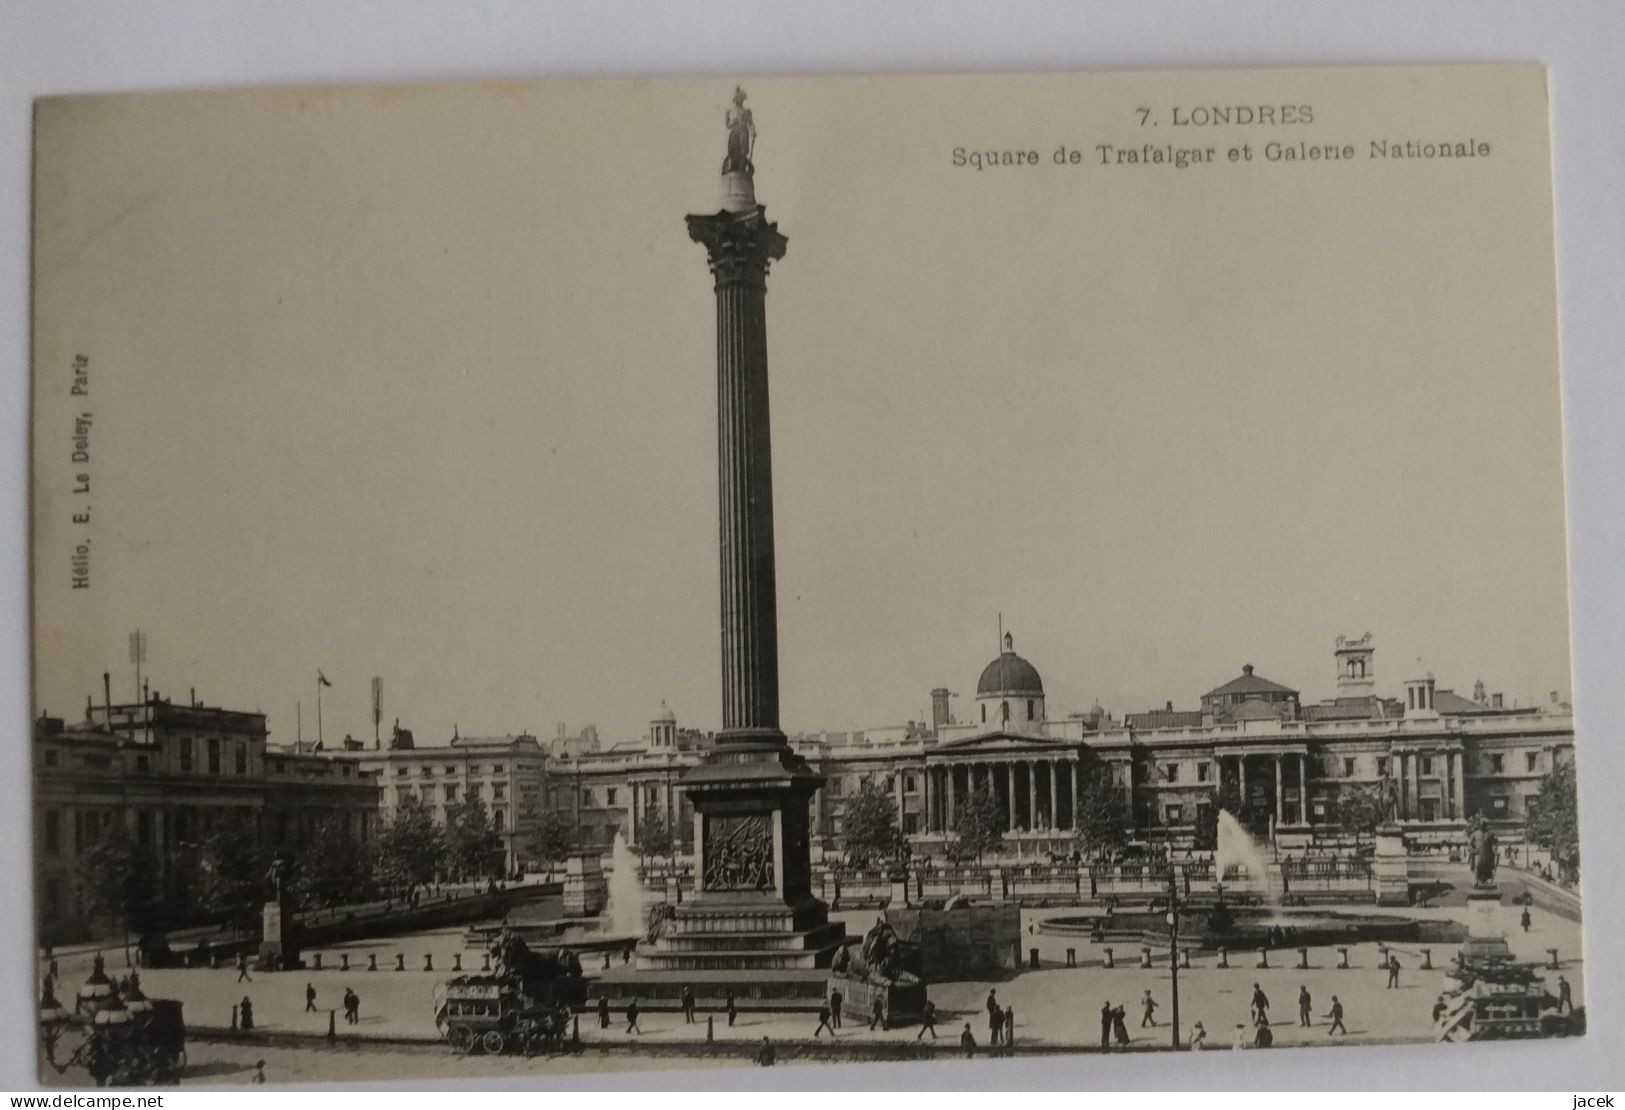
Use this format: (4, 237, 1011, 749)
(317, 669, 332, 687)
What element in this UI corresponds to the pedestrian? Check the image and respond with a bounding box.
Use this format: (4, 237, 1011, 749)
(1003, 1005, 1015, 1052)
(985, 989, 1001, 1045)
(1431, 996, 1447, 1023)
(1111, 1004, 1130, 1046)
(870, 995, 886, 1031)
(1250, 983, 1269, 1024)
(305, 983, 317, 1013)
(1521, 907, 1532, 933)
(1189, 1021, 1207, 1050)
(830, 987, 844, 1029)
(1386, 954, 1400, 989)
(755, 1036, 776, 1067)
(916, 999, 938, 1040)
(239, 996, 254, 1031)
(1140, 989, 1158, 1028)
(348, 988, 361, 1025)
(960, 1022, 976, 1058)
(1253, 1015, 1274, 1048)
(598, 995, 611, 1029)
(237, 953, 252, 983)
(1325, 995, 1346, 1036)
(1298, 985, 1312, 1027)
(814, 1002, 834, 1038)
(252, 1059, 266, 1085)
(1231, 1023, 1250, 1051)
(682, 984, 696, 1024)
(726, 987, 737, 1027)
(1557, 975, 1572, 1014)
(625, 997, 641, 1035)
(1099, 1001, 1113, 1049)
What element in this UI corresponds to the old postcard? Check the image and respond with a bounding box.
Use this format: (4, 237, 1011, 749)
(29, 63, 1581, 1086)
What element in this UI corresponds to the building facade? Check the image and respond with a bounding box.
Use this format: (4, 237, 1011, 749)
(33, 685, 381, 945)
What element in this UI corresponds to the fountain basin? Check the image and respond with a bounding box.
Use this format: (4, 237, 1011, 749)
(1038, 905, 1465, 950)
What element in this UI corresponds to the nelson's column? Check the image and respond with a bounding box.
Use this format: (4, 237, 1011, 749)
(631, 90, 844, 994)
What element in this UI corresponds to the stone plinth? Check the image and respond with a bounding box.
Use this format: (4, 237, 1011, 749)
(257, 900, 299, 969)
(1373, 824, 1411, 905)
(561, 854, 608, 918)
(1459, 886, 1513, 961)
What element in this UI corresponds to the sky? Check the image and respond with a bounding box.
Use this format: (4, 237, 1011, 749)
(30, 67, 1572, 748)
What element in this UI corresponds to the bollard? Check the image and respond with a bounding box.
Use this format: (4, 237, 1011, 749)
(572, 1015, 581, 1050)
(1420, 949, 1432, 970)
(1217, 947, 1229, 968)
(1029, 947, 1040, 970)
(1547, 948, 1560, 970)
(1257, 948, 1269, 969)
(482, 953, 491, 972)
(603, 952, 612, 971)
(1179, 949, 1191, 970)
(1103, 947, 1114, 969)
(707, 1015, 714, 1042)
(340, 954, 350, 972)
(1337, 947, 1349, 969)
(1140, 946, 1152, 968)
(327, 1010, 336, 1040)
(212, 953, 223, 970)
(424, 954, 433, 972)
(395, 954, 405, 972)
(1297, 948, 1309, 970)
(368, 953, 378, 972)
(453, 953, 463, 972)
(312, 953, 323, 971)
(1066, 947, 1076, 968)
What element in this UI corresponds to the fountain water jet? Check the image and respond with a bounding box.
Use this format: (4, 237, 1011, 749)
(1215, 809, 1280, 911)
(605, 832, 647, 940)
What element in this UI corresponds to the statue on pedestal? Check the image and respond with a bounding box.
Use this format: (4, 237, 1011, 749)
(266, 853, 291, 904)
(722, 87, 756, 176)
(1467, 814, 1499, 888)
(1379, 772, 1401, 825)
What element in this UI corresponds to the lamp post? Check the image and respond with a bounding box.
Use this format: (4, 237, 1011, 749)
(1167, 866, 1182, 1050)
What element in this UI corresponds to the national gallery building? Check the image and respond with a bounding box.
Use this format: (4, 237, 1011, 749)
(792, 632, 1574, 857)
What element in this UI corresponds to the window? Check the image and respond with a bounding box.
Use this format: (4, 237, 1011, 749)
(1490, 754, 1504, 773)
(981, 705, 987, 723)
(493, 809, 505, 832)
(1419, 756, 1433, 776)
(1164, 763, 1179, 783)
(493, 783, 506, 801)
(135, 755, 150, 773)
(396, 787, 414, 805)
(1001, 701, 1010, 722)
(1026, 699, 1035, 720)
(178, 741, 192, 771)
(1165, 804, 1183, 824)
(235, 745, 248, 774)
(444, 784, 458, 802)
(1376, 757, 1390, 776)
(396, 766, 408, 776)
(1343, 758, 1356, 777)
(44, 749, 58, 768)
(1312, 801, 1328, 820)
(446, 765, 458, 775)
(1525, 752, 1539, 773)
(492, 764, 505, 774)
(421, 766, 433, 778)
(1491, 796, 1509, 815)
(137, 810, 153, 845)
(466, 783, 480, 801)
(43, 810, 60, 854)
(207, 738, 221, 775)
(606, 788, 618, 806)
(905, 774, 918, 792)
(580, 788, 593, 806)
(1197, 762, 1210, 783)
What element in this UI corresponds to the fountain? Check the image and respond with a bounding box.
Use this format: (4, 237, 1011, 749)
(605, 832, 648, 940)
(1215, 808, 1278, 908)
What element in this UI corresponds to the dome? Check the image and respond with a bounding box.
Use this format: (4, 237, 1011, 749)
(652, 700, 676, 724)
(976, 633, 1044, 696)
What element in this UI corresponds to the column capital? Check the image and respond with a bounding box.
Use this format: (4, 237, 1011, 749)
(687, 208, 788, 288)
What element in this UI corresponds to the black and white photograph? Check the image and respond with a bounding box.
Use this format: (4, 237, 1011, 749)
(18, 58, 1592, 1088)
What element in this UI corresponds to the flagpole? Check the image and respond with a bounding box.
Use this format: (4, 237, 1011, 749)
(297, 701, 303, 750)
(316, 675, 323, 752)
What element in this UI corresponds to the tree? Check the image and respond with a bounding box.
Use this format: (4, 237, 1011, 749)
(75, 824, 164, 959)
(531, 809, 572, 875)
(632, 809, 675, 866)
(841, 780, 904, 870)
(294, 825, 377, 908)
(954, 785, 1005, 864)
(445, 800, 504, 881)
(1526, 760, 1579, 875)
(1073, 769, 1130, 860)
(374, 795, 445, 897)
(193, 825, 266, 933)
(1335, 784, 1385, 838)
(1193, 781, 1243, 852)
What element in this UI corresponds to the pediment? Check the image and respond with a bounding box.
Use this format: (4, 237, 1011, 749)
(929, 730, 1075, 756)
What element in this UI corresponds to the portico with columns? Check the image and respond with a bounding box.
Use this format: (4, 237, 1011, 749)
(919, 734, 1083, 852)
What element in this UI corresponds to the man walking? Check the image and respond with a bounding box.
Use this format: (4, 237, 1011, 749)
(305, 983, 318, 1013)
(755, 1036, 776, 1067)
(1521, 907, 1533, 933)
(814, 1001, 834, 1038)
(1324, 995, 1346, 1036)
(1298, 985, 1312, 1027)
(1250, 983, 1270, 1024)
(682, 984, 696, 1024)
(1100, 1000, 1113, 1049)
(625, 997, 642, 1035)
(1386, 954, 1400, 989)
(598, 995, 611, 1029)
(237, 953, 252, 983)
(916, 999, 938, 1040)
(1003, 1005, 1015, 1052)
(960, 1022, 976, 1059)
(726, 987, 738, 1027)
(1557, 975, 1573, 1014)
(830, 986, 844, 1029)
(870, 995, 886, 1031)
(986, 989, 1001, 1046)
(1431, 996, 1448, 1023)
(1140, 989, 1158, 1028)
